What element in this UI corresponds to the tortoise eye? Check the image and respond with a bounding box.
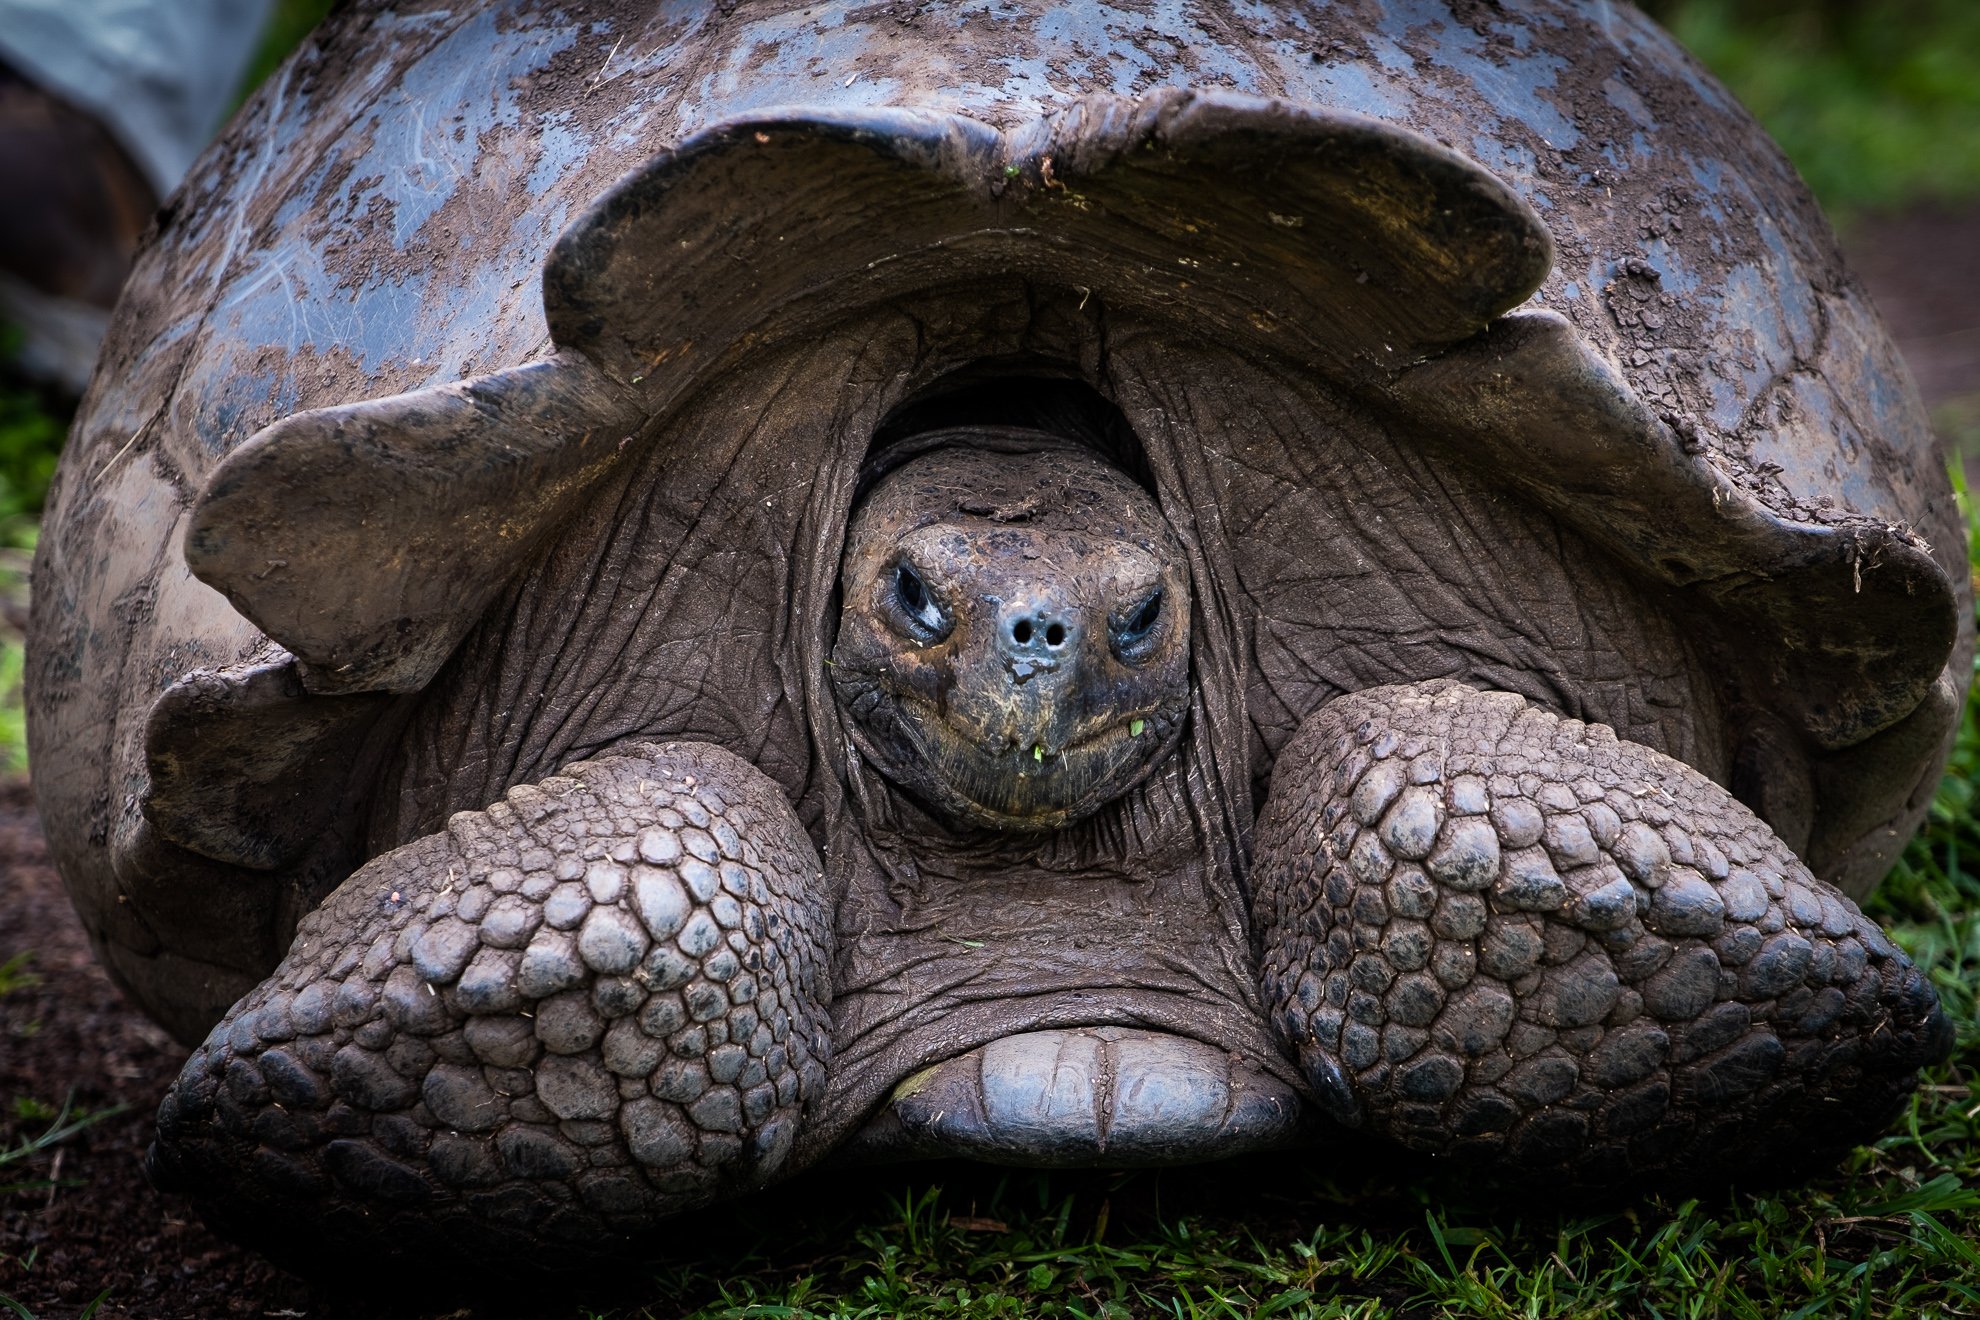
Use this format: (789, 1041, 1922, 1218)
(1112, 589, 1163, 660)
(892, 562, 950, 640)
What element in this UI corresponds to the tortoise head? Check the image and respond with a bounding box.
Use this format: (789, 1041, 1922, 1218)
(831, 435, 1191, 831)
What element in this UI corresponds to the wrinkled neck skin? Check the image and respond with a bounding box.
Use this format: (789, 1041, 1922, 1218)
(818, 435, 1285, 1143)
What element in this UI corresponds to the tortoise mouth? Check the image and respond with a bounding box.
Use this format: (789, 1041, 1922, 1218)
(878, 689, 1190, 831)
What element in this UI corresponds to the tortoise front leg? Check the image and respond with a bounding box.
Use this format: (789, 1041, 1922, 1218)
(1253, 681, 1948, 1182)
(149, 742, 833, 1261)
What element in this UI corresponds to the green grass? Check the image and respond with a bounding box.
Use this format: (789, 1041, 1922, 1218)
(614, 1163, 1980, 1317)
(0, 953, 38, 999)
(1941, 398, 1980, 464)
(0, 338, 60, 545)
(0, 1093, 123, 1201)
(233, 0, 337, 109)
(0, 1288, 110, 1320)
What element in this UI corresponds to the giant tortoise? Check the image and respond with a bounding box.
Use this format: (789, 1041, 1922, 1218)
(26, 0, 1966, 1265)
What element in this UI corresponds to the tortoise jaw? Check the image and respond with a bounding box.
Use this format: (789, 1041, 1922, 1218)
(887, 692, 1189, 832)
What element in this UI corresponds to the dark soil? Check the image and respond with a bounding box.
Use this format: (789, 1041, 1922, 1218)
(0, 779, 309, 1319)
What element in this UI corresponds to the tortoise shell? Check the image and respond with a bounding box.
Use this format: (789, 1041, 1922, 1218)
(27, 0, 1965, 1044)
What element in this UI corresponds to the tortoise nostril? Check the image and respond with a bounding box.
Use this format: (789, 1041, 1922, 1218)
(1005, 610, 1074, 658)
(1009, 616, 1069, 650)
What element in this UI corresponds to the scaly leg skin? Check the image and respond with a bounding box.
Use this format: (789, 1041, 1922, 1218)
(149, 742, 833, 1264)
(1255, 682, 1949, 1184)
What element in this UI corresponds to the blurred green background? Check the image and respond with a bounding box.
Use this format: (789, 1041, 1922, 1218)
(1646, 0, 1980, 220)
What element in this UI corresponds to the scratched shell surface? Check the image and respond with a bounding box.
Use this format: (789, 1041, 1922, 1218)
(27, 0, 1960, 1027)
